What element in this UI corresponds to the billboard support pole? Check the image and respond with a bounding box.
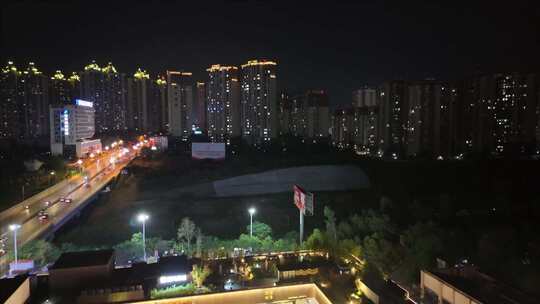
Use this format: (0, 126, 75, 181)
(299, 208, 304, 245)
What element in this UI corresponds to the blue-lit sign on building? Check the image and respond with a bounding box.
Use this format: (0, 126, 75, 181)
(75, 99, 93, 108)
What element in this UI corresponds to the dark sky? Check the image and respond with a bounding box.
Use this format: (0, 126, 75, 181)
(2, 1, 540, 106)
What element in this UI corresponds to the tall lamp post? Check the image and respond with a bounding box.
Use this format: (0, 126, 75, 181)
(137, 213, 149, 262)
(9, 224, 21, 265)
(248, 207, 256, 237)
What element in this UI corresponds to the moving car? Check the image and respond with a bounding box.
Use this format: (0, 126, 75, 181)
(38, 210, 49, 221)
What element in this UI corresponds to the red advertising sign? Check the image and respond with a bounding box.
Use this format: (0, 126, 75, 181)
(294, 184, 306, 211)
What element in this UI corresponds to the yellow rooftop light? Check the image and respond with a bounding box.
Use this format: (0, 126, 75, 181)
(84, 60, 101, 71)
(156, 78, 167, 86)
(68, 72, 80, 82)
(134, 68, 150, 79)
(206, 64, 238, 72)
(53, 70, 65, 80)
(101, 62, 117, 73)
(241, 59, 277, 68)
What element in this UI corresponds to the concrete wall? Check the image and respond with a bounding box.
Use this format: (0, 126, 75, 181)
(421, 270, 482, 304)
(5, 277, 30, 304)
(355, 279, 379, 304)
(135, 283, 332, 304)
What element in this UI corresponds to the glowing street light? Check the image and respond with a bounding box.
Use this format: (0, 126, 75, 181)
(137, 213, 149, 262)
(248, 207, 256, 237)
(76, 159, 83, 165)
(9, 224, 21, 265)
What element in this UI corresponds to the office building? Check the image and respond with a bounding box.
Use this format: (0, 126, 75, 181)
(167, 70, 193, 140)
(240, 59, 278, 145)
(50, 99, 95, 156)
(206, 64, 240, 143)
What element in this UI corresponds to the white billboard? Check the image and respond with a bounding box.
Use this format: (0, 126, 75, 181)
(192, 143, 225, 160)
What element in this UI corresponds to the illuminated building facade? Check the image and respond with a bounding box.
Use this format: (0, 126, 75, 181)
(80, 61, 126, 133)
(152, 76, 168, 133)
(288, 90, 329, 142)
(206, 64, 240, 143)
(0, 61, 50, 140)
(468, 73, 539, 155)
(50, 99, 95, 155)
(378, 81, 408, 156)
(352, 87, 379, 155)
(19, 62, 50, 139)
(331, 108, 354, 149)
(240, 59, 277, 145)
(167, 70, 193, 140)
(127, 68, 151, 132)
(49, 71, 81, 107)
(278, 92, 292, 135)
(194, 82, 206, 130)
(0, 61, 21, 139)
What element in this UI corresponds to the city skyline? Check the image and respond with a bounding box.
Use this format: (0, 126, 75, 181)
(3, 1, 539, 105)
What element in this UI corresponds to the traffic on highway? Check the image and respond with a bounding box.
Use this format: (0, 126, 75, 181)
(0, 139, 147, 261)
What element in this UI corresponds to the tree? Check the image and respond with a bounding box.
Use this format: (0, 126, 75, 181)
(195, 228, 203, 258)
(191, 264, 211, 288)
(324, 206, 337, 244)
(304, 228, 328, 250)
(246, 221, 272, 240)
(177, 217, 196, 255)
(16, 240, 60, 267)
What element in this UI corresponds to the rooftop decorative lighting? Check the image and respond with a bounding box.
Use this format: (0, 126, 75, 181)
(241, 59, 277, 68)
(84, 61, 101, 71)
(134, 68, 150, 79)
(206, 64, 238, 72)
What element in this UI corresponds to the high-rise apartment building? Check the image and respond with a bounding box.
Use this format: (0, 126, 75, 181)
(126, 68, 151, 132)
(49, 71, 81, 107)
(80, 61, 126, 133)
(1, 61, 50, 141)
(167, 70, 193, 140)
(19, 62, 49, 139)
(331, 108, 354, 149)
(352, 87, 379, 155)
(466, 73, 539, 155)
(289, 90, 330, 142)
(206, 65, 240, 143)
(240, 59, 277, 145)
(0, 61, 21, 139)
(194, 82, 206, 130)
(152, 76, 168, 133)
(278, 92, 292, 136)
(378, 81, 408, 156)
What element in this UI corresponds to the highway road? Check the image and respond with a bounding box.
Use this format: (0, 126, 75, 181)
(0, 141, 142, 273)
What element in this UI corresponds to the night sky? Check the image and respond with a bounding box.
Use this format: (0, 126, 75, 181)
(2, 1, 539, 105)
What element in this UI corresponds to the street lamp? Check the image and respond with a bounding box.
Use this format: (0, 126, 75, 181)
(9, 224, 21, 265)
(248, 207, 256, 237)
(49, 171, 55, 185)
(137, 213, 149, 262)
